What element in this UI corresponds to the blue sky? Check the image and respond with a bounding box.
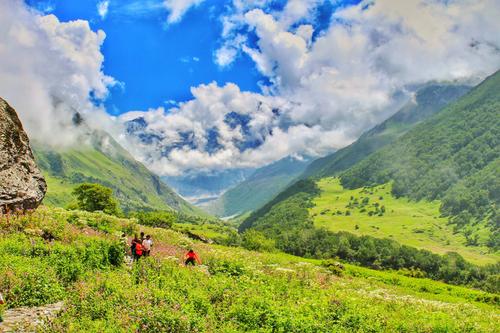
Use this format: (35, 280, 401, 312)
(27, 0, 266, 113)
(25, 0, 359, 114)
(4, 0, 498, 176)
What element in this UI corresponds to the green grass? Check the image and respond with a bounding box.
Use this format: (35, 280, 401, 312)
(0, 207, 499, 332)
(32, 135, 201, 216)
(311, 178, 498, 265)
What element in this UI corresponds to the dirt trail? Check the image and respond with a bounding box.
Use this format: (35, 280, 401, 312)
(0, 302, 63, 332)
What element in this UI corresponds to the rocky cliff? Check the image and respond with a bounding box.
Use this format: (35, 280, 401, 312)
(0, 97, 46, 213)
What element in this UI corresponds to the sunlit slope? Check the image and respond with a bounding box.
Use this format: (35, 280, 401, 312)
(311, 178, 498, 265)
(340, 70, 500, 231)
(32, 132, 200, 215)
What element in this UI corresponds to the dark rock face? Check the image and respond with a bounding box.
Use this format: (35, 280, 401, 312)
(0, 97, 47, 214)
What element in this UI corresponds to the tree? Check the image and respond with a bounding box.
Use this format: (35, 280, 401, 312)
(241, 230, 276, 252)
(72, 183, 121, 216)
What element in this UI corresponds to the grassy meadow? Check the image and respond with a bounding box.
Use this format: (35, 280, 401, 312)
(0, 207, 499, 332)
(311, 178, 498, 265)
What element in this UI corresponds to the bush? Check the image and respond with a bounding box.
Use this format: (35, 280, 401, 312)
(322, 259, 345, 276)
(241, 230, 276, 252)
(132, 211, 177, 229)
(72, 183, 121, 216)
(207, 259, 247, 277)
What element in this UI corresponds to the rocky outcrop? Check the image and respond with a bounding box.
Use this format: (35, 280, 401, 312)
(0, 97, 46, 214)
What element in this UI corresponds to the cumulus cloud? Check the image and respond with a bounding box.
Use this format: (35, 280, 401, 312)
(0, 0, 116, 146)
(123, 0, 500, 176)
(97, 1, 110, 19)
(163, 0, 204, 24)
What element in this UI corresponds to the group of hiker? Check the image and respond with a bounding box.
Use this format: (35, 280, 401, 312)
(121, 231, 201, 266)
(131, 232, 153, 261)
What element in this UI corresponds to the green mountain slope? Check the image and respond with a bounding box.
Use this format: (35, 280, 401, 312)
(32, 131, 199, 215)
(340, 70, 500, 238)
(303, 84, 471, 179)
(311, 178, 497, 265)
(241, 83, 472, 231)
(240, 72, 499, 265)
(205, 157, 310, 217)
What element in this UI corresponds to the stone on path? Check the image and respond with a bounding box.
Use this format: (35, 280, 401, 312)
(0, 302, 64, 332)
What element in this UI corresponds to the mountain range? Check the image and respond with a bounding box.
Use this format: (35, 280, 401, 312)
(32, 130, 200, 215)
(239, 70, 500, 260)
(204, 156, 311, 217)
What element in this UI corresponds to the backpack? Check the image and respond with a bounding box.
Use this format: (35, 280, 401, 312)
(135, 243, 143, 256)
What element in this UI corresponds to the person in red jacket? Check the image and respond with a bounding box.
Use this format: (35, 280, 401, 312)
(184, 249, 201, 266)
(131, 236, 143, 261)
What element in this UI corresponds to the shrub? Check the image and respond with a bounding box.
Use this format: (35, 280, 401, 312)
(207, 259, 247, 277)
(72, 183, 121, 216)
(241, 230, 276, 252)
(322, 259, 345, 276)
(132, 211, 177, 229)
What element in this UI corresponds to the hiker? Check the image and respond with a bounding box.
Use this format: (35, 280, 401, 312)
(140, 231, 145, 243)
(120, 233, 128, 252)
(184, 249, 201, 266)
(143, 235, 153, 257)
(0, 292, 4, 323)
(131, 235, 142, 261)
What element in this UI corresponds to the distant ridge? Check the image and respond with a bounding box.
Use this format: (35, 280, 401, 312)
(33, 130, 201, 215)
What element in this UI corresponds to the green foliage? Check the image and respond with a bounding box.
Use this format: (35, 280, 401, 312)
(340, 71, 500, 241)
(0, 255, 66, 308)
(240, 179, 320, 232)
(73, 183, 121, 216)
(1, 207, 499, 332)
(312, 178, 496, 264)
(240, 179, 499, 291)
(322, 259, 344, 276)
(132, 210, 177, 229)
(241, 230, 276, 252)
(32, 132, 199, 215)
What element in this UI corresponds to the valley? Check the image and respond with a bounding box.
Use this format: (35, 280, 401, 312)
(1, 1, 499, 331)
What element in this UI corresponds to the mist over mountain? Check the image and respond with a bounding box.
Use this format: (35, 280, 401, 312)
(32, 121, 199, 215)
(240, 70, 500, 254)
(205, 156, 311, 217)
(302, 83, 472, 179)
(162, 168, 255, 204)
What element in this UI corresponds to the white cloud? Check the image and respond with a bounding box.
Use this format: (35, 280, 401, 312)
(214, 46, 238, 67)
(97, 1, 110, 19)
(0, 0, 116, 146)
(123, 0, 500, 176)
(163, 0, 204, 24)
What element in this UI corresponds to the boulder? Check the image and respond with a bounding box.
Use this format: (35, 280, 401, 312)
(0, 97, 47, 214)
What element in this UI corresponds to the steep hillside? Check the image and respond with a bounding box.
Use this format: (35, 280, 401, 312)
(1, 207, 498, 332)
(205, 157, 310, 217)
(241, 83, 472, 231)
(240, 73, 499, 264)
(303, 84, 470, 179)
(340, 70, 500, 240)
(32, 131, 199, 215)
